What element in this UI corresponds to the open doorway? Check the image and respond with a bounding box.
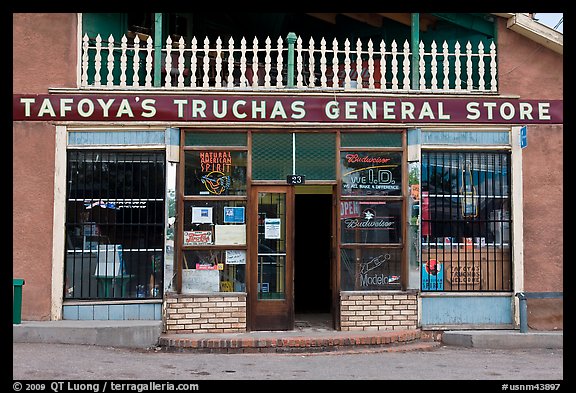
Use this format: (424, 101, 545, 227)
(294, 190, 333, 330)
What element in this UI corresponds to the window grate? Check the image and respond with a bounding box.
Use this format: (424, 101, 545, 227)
(64, 150, 166, 300)
(421, 151, 512, 292)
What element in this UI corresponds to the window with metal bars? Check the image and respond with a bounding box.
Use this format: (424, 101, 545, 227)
(421, 151, 512, 292)
(64, 150, 166, 300)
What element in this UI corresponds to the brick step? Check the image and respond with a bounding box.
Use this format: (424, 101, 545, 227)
(157, 328, 437, 353)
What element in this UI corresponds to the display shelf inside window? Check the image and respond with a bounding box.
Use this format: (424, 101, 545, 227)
(181, 250, 246, 293)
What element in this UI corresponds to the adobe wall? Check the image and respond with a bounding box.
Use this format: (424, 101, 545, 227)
(13, 13, 77, 320)
(496, 17, 563, 330)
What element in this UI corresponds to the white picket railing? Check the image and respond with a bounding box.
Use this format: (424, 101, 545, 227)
(80, 33, 498, 92)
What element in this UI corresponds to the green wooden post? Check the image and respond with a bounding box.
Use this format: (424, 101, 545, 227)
(286, 32, 297, 88)
(13, 279, 25, 324)
(411, 13, 420, 90)
(153, 13, 163, 87)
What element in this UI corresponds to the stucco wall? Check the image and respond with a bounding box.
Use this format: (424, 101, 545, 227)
(496, 17, 563, 329)
(13, 13, 77, 320)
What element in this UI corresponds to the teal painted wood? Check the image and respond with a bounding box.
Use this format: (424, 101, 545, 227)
(421, 296, 513, 325)
(68, 131, 166, 145)
(421, 131, 510, 145)
(153, 13, 163, 87)
(286, 32, 297, 88)
(411, 13, 420, 90)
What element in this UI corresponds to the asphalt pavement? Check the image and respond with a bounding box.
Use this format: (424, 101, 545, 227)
(13, 341, 564, 382)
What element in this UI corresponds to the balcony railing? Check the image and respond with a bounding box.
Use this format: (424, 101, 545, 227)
(80, 33, 498, 93)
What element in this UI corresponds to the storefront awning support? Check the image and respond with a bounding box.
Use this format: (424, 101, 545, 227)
(287, 32, 297, 88)
(411, 13, 420, 90)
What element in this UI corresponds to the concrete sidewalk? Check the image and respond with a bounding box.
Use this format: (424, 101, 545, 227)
(13, 320, 563, 352)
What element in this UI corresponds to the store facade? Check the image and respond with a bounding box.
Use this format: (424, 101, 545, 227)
(13, 13, 563, 333)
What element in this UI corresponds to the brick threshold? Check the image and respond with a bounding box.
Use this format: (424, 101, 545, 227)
(158, 328, 436, 353)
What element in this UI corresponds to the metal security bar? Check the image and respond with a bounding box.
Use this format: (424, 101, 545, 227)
(64, 150, 166, 300)
(421, 151, 512, 291)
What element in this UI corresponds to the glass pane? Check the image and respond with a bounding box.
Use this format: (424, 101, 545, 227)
(257, 192, 286, 299)
(252, 133, 292, 180)
(295, 133, 336, 180)
(183, 200, 246, 245)
(65, 150, 165, 300)
(341, 151, 402, 196)
(340, 200, 402, 244)
(340, 248, 402, 291)
(184, 151, 247, 195)
(341, 132, 402, 147)
(181, 250, 246, 293)
(185, 132, 247, 146)
(421, 151, 512, 291)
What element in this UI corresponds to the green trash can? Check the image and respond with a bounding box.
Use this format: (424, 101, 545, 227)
(13, 279, 25, 324)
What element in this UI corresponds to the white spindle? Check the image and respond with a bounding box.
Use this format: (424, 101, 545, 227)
(106, 35, 115, 86)
(430, 40, 438, 90)
(466, 41, 473, 90)
(81, 34, 89, 86)
(165, 36, 173, 87)
(356, 38, 362, 89)
(145, 36, 153, 87)
(94, 35, 102, 87)
(215, 37, 223, 88)
(276, 37, 283, 87)
(332, 38, 339, 88)
(320, 38, 327, 88)
(391, 40, 398, 90)
(490, 41, 497, 92)
(203, 37, 210, 88)
(104, 37, 116, 87)
(308, 37, 315, 88)
(478, 41, 485, 91)
(119, 35, 127, 87)
(252, 37, 259, 87)
(264, 37, 272, 88)
(227, 37, 235, 88)
(240, 37, 247, 87)
(442, 41, 449, 90)
(190, 37, 198, 88)
(177, 37, 185, 88)
(402, 40, 410, 90)
(132, 35, 140, 87)
(367, 39, 374, 89)
(344, 39, 351, 88)
(380, 40, 386, 90)
(296, 36, 303, 88)
(454, 41, 462, 90)
(419, 41, 426, 90)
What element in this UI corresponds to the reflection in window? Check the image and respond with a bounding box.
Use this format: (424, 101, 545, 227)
(64, 150, 165, 300)
(421, 151, 512, 292)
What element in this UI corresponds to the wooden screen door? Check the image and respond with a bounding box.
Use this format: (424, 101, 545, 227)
(249, 186, 294, 331)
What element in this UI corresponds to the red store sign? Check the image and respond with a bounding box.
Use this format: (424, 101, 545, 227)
(13, 93, 563, 124)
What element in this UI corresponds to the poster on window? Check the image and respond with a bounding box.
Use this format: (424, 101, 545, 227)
(264, 218, 281, 239)
(421, 258, 444, 290)
(224, 206, 245, 223)
(192, 207, 213, 224)
(183, 231, 212, 246)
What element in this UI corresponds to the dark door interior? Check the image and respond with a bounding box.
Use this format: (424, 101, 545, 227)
(294, 194, 332, 316)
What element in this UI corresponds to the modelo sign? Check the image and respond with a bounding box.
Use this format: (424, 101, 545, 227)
(13, 94, 563, 124)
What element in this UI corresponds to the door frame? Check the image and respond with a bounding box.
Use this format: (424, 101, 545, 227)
(248, 185, 294, 331)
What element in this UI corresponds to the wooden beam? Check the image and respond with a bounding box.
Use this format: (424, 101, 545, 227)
(306, 13, 338, 24)
(377, 13, 434, 31)
(341, 13, 383, 28)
